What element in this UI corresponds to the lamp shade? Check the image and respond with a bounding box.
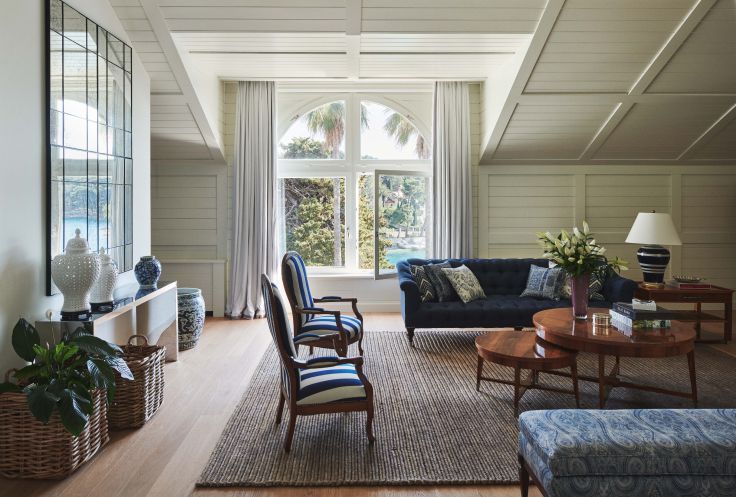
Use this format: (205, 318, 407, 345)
(625, 212, 682, 246)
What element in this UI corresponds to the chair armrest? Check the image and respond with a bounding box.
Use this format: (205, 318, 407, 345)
(294, 355, 364, 369)
(603, 273, 638, 303)
(295, 307, 339, 317)
(314, 297, 363, 323)
(314, 296, 356, 303)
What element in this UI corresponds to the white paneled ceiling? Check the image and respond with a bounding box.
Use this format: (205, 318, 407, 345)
(110, 0, 736, 165)
(483, 0, 736, 164)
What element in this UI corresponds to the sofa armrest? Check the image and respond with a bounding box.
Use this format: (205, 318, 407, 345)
(603, 273, 638, 303)
(397, 261, 421, 318)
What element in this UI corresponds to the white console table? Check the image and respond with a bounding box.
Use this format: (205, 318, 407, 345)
(37, 282, 179, 362)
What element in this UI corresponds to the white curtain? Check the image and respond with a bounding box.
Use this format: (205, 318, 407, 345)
(431, 81, 472, 259)
(227, 81, 277, 318)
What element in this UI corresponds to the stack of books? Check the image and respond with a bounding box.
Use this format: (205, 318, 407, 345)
(609, 302, 681, 331)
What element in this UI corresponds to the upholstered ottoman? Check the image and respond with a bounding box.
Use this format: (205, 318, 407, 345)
(518, 409, 736, 497)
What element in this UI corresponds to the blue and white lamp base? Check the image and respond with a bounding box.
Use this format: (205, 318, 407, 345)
(637, 244, 670, 288)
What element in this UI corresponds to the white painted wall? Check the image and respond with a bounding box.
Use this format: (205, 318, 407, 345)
(0, 0, 150, 369)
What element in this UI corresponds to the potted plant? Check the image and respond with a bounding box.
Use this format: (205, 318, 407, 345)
(0, 318, 133, 479)
(536, 221, 627, 320)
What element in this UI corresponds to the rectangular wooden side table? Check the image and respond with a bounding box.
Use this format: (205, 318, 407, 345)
(634, 283, 734, 344)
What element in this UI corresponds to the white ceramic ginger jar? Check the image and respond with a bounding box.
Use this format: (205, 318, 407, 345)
(51, 229, 101, 315)
(90, 247, 118, 305)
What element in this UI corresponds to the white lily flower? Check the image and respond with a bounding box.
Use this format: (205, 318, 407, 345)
(573, 227, 582, 238)
(583, 221, 590, 235)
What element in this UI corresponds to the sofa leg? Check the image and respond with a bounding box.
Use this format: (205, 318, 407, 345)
(519, 455, 530, 497)
(514, 327, 523, 331)
(406, 327, 415, 346)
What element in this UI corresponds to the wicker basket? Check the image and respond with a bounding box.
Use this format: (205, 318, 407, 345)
(108, 335, 166, 430)
(0, 387, 109, 479)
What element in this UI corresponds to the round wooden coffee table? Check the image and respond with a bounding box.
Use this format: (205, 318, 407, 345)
(534, 307, 698, 408)
(475, 331, 579, 417)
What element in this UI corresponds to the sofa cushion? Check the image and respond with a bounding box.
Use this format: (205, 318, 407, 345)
(442, 265, 486, 303)
(410, 264, 436, 302)
(520, 265, 565, 300)
(413, 295, 573, 328)
(424, 262, 458, 302)
(519, 409, 736, 478)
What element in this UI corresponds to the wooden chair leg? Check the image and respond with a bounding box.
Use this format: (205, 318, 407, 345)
(275, 391, 285, 424)
(358, 332, 365, 356)
(366, 405, 375, 443)
(406, 327, 415, 346)
(519, 455, 530, 497)
(284, 411, 297, 452)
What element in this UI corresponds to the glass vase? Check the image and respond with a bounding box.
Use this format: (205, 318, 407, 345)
(570, 273, 590, 320)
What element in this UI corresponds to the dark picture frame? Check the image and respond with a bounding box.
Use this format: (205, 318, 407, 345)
(46, 0, 133, 295)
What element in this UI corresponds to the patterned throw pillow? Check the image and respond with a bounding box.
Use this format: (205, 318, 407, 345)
(410, 265, 436, 302)
(520, 265, 566, 300)
(441, 265, 486, 304)
(424, 262, 459, 302)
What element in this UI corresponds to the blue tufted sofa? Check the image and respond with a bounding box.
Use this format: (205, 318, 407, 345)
(397, 258, 637, 344)
(519, 408, 736, 497)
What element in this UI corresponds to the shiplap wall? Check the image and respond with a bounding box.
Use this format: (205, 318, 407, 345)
(150, 162, 228, 314)
(477, 165, 736, 302)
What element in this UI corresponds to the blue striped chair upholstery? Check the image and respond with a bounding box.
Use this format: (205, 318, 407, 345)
(260, 274, 375, 452)
(281, 251, 365, 355)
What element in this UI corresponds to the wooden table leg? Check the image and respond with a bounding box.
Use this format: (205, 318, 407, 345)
(725, 299, 733, 343)
(476, 355, 483, 391)
(514, 365, 521, 417)
(598, 354, 606, 409)
(695, 302, 702, 340)
(571, 361, 580, 408)
(688, 350, 698, 407)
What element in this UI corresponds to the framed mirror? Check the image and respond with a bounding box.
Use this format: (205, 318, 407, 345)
(46, 0, 133, 295)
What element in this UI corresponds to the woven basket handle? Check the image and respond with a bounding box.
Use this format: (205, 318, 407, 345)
(127, 334, 149, 346)
(4, 368, 18, 383)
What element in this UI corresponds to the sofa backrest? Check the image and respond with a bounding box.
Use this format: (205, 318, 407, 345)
(405, 258, 548, 296)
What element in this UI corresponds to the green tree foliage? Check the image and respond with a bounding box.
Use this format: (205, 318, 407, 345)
(383, 111, 430, 159)
(358, 174, 392, 270)
(282, 178, 345, 267)
(280, 136, 329, 159)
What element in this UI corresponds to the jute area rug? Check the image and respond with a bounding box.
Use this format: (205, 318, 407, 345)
(198, 330, 736, 487)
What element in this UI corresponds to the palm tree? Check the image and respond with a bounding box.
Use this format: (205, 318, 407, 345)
(383, 112, 430, 159)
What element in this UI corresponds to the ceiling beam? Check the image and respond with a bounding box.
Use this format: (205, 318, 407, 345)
(346, 0, 361, 80)
(480, 0, 565, 163)
(678, 102, 736, 160)
(628, 0, 718, 95)
(139, 0, 225, 163)
(578, 101, 634, 161)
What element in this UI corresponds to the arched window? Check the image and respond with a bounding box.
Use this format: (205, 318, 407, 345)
(277, 94, 431, 276)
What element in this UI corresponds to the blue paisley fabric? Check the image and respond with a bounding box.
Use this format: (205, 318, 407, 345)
(519, 409, 736, 497)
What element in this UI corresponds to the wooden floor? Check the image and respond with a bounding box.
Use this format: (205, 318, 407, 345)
(1, 313, 734, 497)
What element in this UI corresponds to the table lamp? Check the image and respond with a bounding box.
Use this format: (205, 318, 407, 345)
(625, 211, 682, 288)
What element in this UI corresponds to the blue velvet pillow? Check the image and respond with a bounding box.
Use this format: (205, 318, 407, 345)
(520, 265, 565, 300)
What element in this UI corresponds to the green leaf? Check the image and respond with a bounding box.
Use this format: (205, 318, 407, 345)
(71, 334, 123, 358)
(0, 382, 22, 394)
(11, 318, 40, 362)
(25, 384, 59, 424)
(105, 356, 133, 381)
(58, 389, 89, 436)
(87, 359, 117, 403)
(13, 364, 46, 382)
(64, 326, 92, 342)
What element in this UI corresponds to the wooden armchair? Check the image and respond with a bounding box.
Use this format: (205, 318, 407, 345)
(261, 274, 375, 452)
(281, 251, 364, 356)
